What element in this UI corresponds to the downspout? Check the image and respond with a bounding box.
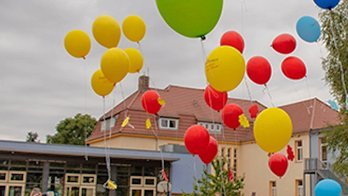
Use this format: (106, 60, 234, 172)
(308, 98, 317, 196)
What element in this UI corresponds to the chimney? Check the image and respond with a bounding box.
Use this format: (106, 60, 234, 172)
(138, 75, 149, 92)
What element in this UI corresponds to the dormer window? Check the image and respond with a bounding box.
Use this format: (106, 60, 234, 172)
(101, 115, 118, 131)
(198, 122, 223, 134)
(159, 117, 179, 130)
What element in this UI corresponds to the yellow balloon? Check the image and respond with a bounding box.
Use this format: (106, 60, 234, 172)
(91, 69, 114, 97)
(122, 15, 146, 42)
(92, 15, 121, 48)
(124, 48, 144, 73)
(205, 46, 245, 92)
(254, 108, 293, 153)
(64, 30, 91, 58)
(100, 48, 129, 83)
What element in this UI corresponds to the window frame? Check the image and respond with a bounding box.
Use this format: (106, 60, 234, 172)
(295, 179, 304, 196)
(319, 137, 328, 165)
(197, 122, 223, 134)
(295, 140, 303, 162)
(0, 171, 7, 183)
(269, 181, 276, 196)
(158, 117, 179, 130)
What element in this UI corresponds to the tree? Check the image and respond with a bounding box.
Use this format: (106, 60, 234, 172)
(320, 0, 348, 180)
(47, 113, 97, 145)
(185, 158, 244, 196)
(26, 131, 39, 143)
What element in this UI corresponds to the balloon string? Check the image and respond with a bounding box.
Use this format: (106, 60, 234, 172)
(243, 77, 253, 103)
(200, 39, 207, 65)
(264, 85, 275, 107)
(304, 76, 312, 99)
(83, 61, 88, 160)
(102, 97, 112, 179)
(137, 42, 147, 76)
(329, 12, 348, 109)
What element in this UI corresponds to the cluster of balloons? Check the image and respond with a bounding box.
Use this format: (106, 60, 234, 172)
(184, 125, 218, 164)
(64, 15, 146, 97)
(204, 84, 259, 129)
(271, 34, 307, 80)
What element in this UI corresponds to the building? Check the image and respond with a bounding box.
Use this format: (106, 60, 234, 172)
(0, 140, 204, 196)
(87, 76, 347, 196)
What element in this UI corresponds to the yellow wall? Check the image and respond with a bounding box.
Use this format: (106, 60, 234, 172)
(91, 133, 311, 196)
(90, 135, 184, 151)
(239, 133, 310, 196)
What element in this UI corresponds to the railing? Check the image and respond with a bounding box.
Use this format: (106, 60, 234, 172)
(304, 158, 328, 172)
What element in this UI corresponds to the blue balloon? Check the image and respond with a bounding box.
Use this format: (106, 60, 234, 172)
(315, 179, 342, 196)
(314, 0, 340, 9)
(296, 16, 321, 43)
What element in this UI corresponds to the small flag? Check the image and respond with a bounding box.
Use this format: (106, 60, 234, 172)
(162, 169, 169, 182)
(103, 179, 117, 190)
(146, 118, 152, 129)
(121, 117, 130, 128)
(158, 98, 166, 106)
(286, 145, 295, 161)
(238, 114, 250, 128)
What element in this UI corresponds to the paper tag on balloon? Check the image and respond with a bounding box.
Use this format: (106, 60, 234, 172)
(238, 114, 250, 128)
(158, 98, 166, 106)
(145, 118, 152, 129)
(121, 117, 130, 128)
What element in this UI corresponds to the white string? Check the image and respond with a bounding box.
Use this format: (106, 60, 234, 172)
(264, 85, 275, 107)
(102, 97, 112, 179)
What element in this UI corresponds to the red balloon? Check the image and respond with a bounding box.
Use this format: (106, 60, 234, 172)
(272, 33, 296, 54)
(268, 153, 289, 178)
(204, 85, 228, 111)
(221, 104, 243, 129)
(141, 90, 162, 114)
(220, 31, 245, 53)
(248, 104, 259, 118)
(199, 136, 218, 164)
(184, 125, 210, 155)
(281, 56, 307, 80)
(247, 56, 272, 85)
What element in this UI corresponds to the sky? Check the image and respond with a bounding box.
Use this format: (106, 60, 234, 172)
(0, 0, 335, 141)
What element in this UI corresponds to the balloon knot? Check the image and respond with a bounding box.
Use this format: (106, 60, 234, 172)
(200, 35, 206, 41)
(82, 56, 86, 60)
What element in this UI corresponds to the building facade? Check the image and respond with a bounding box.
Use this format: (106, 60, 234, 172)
(0, 140, 204, 196)
(87, 76, 346, 196)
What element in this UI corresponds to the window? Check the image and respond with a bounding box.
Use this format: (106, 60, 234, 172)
(320, 138, 328, 166)
(227, 148, 232, 169)
(269, 181, 276, 196)
(158, 118, 179, 130)
(295, 140, 303, 161)
(221, 147, 225, 157)
(233, 148, 238, 176)
(198, 122, 223, 134)
(130, 176, 156, 196)
(295, 180, 304, 196)
(101, 115, 118, 131)
(65, 174, 96, 196)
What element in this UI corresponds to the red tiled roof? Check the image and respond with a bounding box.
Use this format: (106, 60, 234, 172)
(87, 85, 341, 144)
(279, 98, 341, 133)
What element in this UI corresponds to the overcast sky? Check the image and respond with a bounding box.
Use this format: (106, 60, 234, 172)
(0, 0, 334, 141)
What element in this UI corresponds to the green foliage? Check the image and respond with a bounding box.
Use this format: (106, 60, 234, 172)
(320, 0, 348, 179)
(320, 1, 348, 108)
(325, 125, 348, 181)
(26, 131, 39, 143)
(47, 113, 97, 145)
(184, 158, 244, 196)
